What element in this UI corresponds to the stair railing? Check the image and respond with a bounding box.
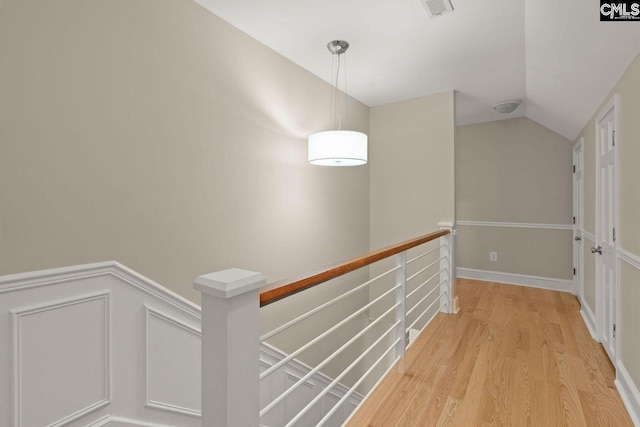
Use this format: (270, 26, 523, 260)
(194, 222, 456, 427)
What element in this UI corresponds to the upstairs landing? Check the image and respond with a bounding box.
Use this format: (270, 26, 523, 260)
(347, 279, 632, 426)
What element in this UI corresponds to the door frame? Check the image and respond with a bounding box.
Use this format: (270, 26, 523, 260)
(573, 138, 584, 302)
(594, 94, 620, 364)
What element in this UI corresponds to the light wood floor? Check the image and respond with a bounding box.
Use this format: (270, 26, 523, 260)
(347, 279, 633, 426)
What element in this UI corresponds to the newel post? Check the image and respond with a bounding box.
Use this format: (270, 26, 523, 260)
(194, 268, 265, 427)
(439, 222, 458, 314)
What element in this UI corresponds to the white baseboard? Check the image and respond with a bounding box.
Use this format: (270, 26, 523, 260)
(580, 304, 598, 341)
(89, 415, 175, 427)
(615, 362, 640, 427)
(456, 267, 575, 294)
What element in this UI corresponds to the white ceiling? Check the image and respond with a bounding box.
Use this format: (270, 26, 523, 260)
(195, 0, 640, 140)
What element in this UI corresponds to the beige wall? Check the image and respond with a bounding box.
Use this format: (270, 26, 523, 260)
(456, 117, 573, 280)
(0, 0, 461, 391)
(575, 53, 640, 397)
(457, 226, 572, 279)
(0, 0, 370, 307)
(368, 93, 455, 323)
(616, 56, 640, 394)
(617, 56, 640, 256)
(581, 124, 597, 234)
(369, 91, 456, 249)
(367, 92, 455, 303)
(365, 91, 455, 391)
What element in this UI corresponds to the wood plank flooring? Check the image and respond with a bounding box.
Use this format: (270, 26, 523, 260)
(347, 279, 633, 427)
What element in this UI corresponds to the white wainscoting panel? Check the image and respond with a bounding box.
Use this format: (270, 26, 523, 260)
(284, 370, 320, 426)
(145, 306, 201, 417)
(457, 267, 575, 294)
(0, 262, 362, 427)
(0, 262, 202, 427)
(12, 292, 111, 427)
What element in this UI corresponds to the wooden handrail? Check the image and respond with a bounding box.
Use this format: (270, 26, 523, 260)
(259, 229, 450, 307)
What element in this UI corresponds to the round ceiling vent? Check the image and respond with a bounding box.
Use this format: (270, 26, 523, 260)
(493, 100, 521, 114)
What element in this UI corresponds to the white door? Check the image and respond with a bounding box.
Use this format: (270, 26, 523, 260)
(573, 139, 584, 301)
(595, 96, 618, 363)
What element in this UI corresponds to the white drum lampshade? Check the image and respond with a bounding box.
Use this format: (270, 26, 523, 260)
(308, 130, 368, 166)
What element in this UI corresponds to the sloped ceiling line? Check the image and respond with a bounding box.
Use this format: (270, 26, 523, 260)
(196, 0, 640, 140)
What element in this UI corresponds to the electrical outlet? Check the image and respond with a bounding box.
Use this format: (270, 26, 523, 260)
(490, 251, 498, 262)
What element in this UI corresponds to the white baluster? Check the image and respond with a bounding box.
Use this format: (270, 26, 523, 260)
(395, 252, 406, 374)
(194, 268, 265, 427)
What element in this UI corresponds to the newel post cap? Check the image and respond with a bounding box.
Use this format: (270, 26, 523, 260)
(194, 268, 265, 299)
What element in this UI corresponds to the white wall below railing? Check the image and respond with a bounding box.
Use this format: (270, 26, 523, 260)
(259, 346, 361, 427)
(0, 262, 360, 427)
(0, 262, 202, 427)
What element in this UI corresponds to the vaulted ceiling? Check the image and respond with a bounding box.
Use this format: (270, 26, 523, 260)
(195, 0, 640, 140)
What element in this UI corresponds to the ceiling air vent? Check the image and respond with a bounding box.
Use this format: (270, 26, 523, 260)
(421, 0, 454, 18)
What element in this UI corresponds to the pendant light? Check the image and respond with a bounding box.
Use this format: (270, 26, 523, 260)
(308, 40, 368, 166)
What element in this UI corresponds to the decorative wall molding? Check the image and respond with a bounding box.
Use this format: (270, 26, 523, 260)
(0, 262, 362, 427)
(457, 267, 575, 294)
(111, 265, 200, 318)
(88, 415, 113, 427)
(144, 306, 201, 417)
(285, 371, 316, 390)
(618, 247, 640, 271)
(89, 414, 175, 427)
(615, 361, 640, 427)
(456, 220, 573, 230)
(0, 261, 200, 318)
(0, 263, 201, 427)
(11, 292, 111, 427)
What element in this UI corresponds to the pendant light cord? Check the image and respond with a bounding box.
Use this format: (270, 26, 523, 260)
(343, 52, 348, 131)
(329, 53, 334, 130)
(335, 53, 341, 130)
(327, 43, 349, 132)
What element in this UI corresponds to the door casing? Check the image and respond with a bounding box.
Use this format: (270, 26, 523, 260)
(594, 94, 620, 365)
(573, 138, 584, 302)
